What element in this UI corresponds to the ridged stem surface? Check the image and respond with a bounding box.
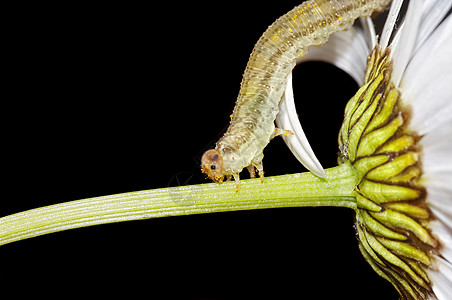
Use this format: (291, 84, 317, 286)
(0, 163, 357, 246)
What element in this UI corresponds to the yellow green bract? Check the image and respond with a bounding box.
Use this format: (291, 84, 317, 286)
(339, 46, 438, 299)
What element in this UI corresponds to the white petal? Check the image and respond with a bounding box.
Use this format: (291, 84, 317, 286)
(431, 219, 452, 263)
(277, 19, 376, 177)
(398, 4, 452, 298)
(377, 2, 452, 298)
(359, 17, 377, 50)
(297, 24, 371, 85)
(400, 10, 452, 134)
(422, 124, 452, 176)
(380, 0, 404, 49)
(391, 1, 423, 86)
(423, 122, 452, 265)
(414, 0, 452, 54)
(275, 17, 379, 178)
(276, 73, 326, 178)
(428, 256, 452, 300)
(429, 202, 452, 237)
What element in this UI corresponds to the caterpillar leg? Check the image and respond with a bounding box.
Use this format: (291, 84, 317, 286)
(255, 162, 264, 183)
(233, 173, 241, 192)
(247, 165, 256, 179)
(270, 128, 293, 140)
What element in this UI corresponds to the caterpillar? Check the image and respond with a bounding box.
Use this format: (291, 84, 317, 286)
(201, 0, 392, 190)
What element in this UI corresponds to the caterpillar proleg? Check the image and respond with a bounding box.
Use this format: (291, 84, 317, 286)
(201, 0, 392, 191)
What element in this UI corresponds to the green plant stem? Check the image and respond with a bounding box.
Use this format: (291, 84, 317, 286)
(0, 162, 357, 246)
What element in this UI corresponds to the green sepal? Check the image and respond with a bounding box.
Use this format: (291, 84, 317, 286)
(347, 73, 385, 161)
(377, 135, 416, 154)
(357, 115, 404, 158)
(358, 179, 420, 203)
(370, 210, 436, 246)
(354, 154, 389, 180)
(363, 230, 428, 289)
(359, 210, 407, 241)
(385, 202, 430, 219)
(365, 87, 400, 135)
(366, 151, 418, 181)
(375, 236, 431, 265)
(356, 193, 383, 212)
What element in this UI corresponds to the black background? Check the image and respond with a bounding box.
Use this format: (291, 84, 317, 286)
(1, 1, 398, 299)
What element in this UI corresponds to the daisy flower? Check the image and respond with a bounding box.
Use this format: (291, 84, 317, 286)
(0, 1, 450, 299)
(277, 1, 452, 298)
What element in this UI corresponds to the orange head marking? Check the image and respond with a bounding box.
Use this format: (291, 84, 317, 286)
(201, 149, 225, 183)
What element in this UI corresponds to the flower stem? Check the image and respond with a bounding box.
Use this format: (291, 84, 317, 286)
(0, 162, 357, 246)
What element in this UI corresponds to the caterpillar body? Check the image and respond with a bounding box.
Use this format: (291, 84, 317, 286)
(201, 0, 392, 190)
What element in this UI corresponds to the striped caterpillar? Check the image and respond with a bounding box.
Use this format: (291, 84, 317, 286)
(201, 0, 392, 190)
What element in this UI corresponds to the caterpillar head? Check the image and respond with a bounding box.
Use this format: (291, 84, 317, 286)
(201, 149, 225, 183)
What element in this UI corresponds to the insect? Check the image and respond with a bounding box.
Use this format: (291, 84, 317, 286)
(201, 0, 392, 191)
